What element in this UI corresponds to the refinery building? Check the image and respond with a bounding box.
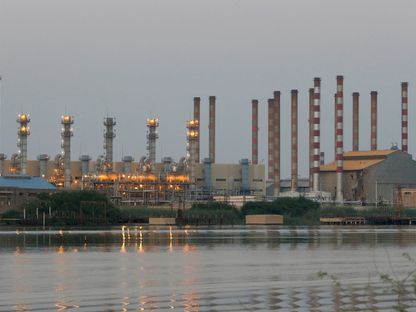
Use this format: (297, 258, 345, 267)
(1, 77, 416, 210)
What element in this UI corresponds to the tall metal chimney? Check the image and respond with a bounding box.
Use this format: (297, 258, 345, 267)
(312, 78, 321, 192)
(273, 91, 281, 196)
(401, 82, 409, 152)
(334, 93, 337, 160)
(61, 115, 74, 188)
(291, 90, 298, 192)
(17, 114, 30, 175)
(252, 99, 259, 165)
(336, 76, 344, 203)
(371, 91, 378, 151)
(104, 117, 116, 173)
(309, 88, 314, 189)
(193, 97, 201, 163)
(146, 118, 159, 163)
(208, 96, 216, 162)
(267, 98, 275, 182)
(352, 92, 360, 151)
(37, 154, 49, 178)
(187, 119, 199, 186)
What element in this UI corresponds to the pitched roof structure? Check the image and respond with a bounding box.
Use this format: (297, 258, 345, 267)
(320, 150, 398, 172)
(0, 175, 56, 190)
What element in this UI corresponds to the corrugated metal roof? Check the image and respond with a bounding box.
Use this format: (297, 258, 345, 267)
(0, 175, 56, 190)
(344, 150, 397, 157)
(320, 159, 384, 172)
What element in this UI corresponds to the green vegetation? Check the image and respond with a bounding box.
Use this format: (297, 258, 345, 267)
(241, 197, 320, 225)
(1, 191, 120, 225)
(184, 202, 241, 225)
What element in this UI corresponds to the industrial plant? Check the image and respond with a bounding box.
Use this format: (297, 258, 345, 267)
(1, 76, 416, 210)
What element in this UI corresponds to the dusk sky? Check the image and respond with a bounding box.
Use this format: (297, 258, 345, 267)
(1, 0, 415, 178)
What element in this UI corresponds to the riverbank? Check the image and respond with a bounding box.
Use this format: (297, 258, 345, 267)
(1, 191, 415, 226)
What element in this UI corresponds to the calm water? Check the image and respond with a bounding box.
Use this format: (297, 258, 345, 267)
(1, 225, 416, 311)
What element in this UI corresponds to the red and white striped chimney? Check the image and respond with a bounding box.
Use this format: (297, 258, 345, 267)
(334, 93, 337, 160)
(193, 97, 201, 163)
(370, 91, 378, 151)
(309, 88, 314, 189)
(252, 99, 259, 164)
(267, 98, 274, 182)
(273, 91, 281, 196)
(291, 90, 298, 192)
(401, 82, 409, 152)
(312, 78, 321, 192)
(209, 96, 216, 162)
(352, 92, 360, 151)
(336, 76, 344, 203)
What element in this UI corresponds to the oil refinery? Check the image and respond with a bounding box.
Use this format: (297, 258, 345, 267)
(1, 76, 416, 210)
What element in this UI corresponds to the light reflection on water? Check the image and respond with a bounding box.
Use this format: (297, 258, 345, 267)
(1, 226, 416, 311)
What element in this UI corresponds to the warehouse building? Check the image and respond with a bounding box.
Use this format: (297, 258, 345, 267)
(0, 175, 56, 211)
(320, 150, 416, 204)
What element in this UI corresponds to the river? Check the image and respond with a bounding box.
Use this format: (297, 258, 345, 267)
(1, 225, 416, 311)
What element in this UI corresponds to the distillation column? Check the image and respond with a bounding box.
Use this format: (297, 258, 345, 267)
(146, 118, 159, 164)
(193, 97, 201, 163)
(252, 99, 259, 165)
(352, 92, 360, 151)
(336, 76, 344, 203)
(79, 155, 91, 176)
(104, 117, 116, 173)
(187, 120, 199, 186)
(61, 115, 74, 188)
(402, 82, 409, 152)
(17, 114, 30, 175)
(312, 78, 321, 192)
(291, 90, 298, 192)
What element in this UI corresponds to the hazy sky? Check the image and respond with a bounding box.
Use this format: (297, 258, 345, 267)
(1, 0, 416, 178)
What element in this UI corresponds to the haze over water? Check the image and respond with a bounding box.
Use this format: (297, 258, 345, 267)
(1, 226, 416, 311)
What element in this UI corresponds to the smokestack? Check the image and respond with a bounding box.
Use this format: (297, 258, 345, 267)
(309, 88, 314, 189)
(336, 76, 344, 203)
(320, 152, 325, 166)
(371, 91, 378, 150)
(273, 91, 281, 196)
(61, 115, 74, 188)
(104, 117, 116, 173)
(401, 83, 409, 152)
(17, 114, 30, 175)
(252, 99, 259, 165)
(37, 154, 49, 178)
(146, 118, 159, 164)
(352, 92, 360, 151)
(193, 97, 201, 163)
(312, 78, 321, 192)
(334, 93, 337, 160)
(267, 98, 275, 182)
(291, 90, 298, 192)
(208, 96, 216, 162)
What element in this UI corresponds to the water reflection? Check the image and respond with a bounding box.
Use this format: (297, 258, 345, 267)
(2, 226, 416, 311)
